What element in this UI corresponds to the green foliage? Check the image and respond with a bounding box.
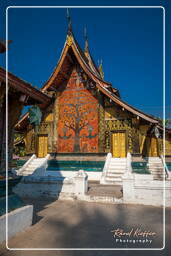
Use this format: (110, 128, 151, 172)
(13, 133, 26, 157)
(157, 118, 169, 127)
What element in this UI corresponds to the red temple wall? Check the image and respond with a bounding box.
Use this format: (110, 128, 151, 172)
(57, 67, 99, 153)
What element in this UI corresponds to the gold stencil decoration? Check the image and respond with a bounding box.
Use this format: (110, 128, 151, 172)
(67, 35, 73, 46)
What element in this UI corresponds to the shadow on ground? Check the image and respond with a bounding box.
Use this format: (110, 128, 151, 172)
(0, 198, 170, 256)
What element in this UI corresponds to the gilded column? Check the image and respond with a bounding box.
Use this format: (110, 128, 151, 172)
(53, 92, 59, 152)
(98, 92, 105, 153)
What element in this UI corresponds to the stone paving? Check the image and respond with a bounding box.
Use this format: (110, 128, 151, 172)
(0, 199, 170, 256)
(87, 182, 122, 198)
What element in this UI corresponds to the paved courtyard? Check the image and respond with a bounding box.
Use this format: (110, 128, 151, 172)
(0, 199, 171, 256)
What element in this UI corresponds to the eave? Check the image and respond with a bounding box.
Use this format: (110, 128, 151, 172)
(0, 67, 51, 105)
(98, 84, 158, 124)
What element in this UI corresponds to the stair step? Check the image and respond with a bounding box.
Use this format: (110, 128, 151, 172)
(153, 175, 165, 177)
(30, 162, 44, 165)
(107, 170, 124, 173)
(108, 170, 124, 174)
(109, 165, 126, 168)
(150, 170, 165, 173)
(22, 173, 33, 175)
(25, 167, 36, 170)
(28, 164, 41, 168)
(148, 167, 163, 169)
(148, 161, 162, 164)
(104, 180, 122, 185)
(107, 173, 124, 177)
(111, 159, 126, 162)
(148, 164, 162, 166)
(105, 177, 122, 182)
(110, 161, 126, 164)
(108, 168, 125, 171)
(146, 157, 161, 160)
(23, 170, 34, 174)
(150, 169, 164, 172)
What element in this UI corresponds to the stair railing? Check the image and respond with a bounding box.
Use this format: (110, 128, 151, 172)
(103, 153, 112, 174)
(18, 154, 36, 175)
(126, 152, 133, 175)
(160, 154, 170, 179)
(100, 153, 112, 183)
(39, 154, 50, 170)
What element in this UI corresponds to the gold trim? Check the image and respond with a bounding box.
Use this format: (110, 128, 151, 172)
(67, 35, 73, 46)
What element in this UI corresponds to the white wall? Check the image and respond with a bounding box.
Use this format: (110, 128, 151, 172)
(45, 170, 102, 181)
(123, 173, 171, 207)
(0, 205, 33, 243)
(13, 171, 88, 199)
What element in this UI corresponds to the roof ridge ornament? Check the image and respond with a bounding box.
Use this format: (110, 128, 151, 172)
(67, 8, 72, 34)
(98, 59, 104, 79)
(67, 34, 73, 46)
(84, 26, 89, 54)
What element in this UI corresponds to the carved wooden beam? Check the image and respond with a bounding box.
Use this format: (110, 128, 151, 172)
(66, 53, 74, 64)
(19, 94, 29, 103)
(59, 71, 69, 80)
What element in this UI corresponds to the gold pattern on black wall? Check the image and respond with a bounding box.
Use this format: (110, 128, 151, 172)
(104, 118, 133, 152)
(105, 131, 110, 152)
(98, 93, 105, 153)
(25, 127, 35, 154)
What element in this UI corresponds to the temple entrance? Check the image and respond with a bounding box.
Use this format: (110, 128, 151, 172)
(144, 136, 158, 157)
(149, 137, 158, 157)
(36, 134, 48, 158)
(112, 131, 126, 158)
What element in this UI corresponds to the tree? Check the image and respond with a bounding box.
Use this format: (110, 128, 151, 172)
(158, 118, 170, 127)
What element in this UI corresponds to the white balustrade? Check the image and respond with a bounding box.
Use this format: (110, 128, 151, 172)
(160, 155, 170, 180)
(126, 152, 132, 175)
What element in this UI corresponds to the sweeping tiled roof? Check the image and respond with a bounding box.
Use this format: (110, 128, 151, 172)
(16, 27, 163, 129)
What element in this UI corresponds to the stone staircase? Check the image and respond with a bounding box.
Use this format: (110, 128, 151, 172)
(18, 156, 49, 176)
(147, 157, 166, 180)
(103, 158, 127, 185)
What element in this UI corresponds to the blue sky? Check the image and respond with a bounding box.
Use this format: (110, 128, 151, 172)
(0, 0, 170, 120)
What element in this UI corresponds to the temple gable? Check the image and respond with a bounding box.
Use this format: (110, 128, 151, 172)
(57, 66, 99, 153)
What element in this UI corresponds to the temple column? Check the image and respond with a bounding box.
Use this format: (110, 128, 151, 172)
(98, 92, 105, 153)
(8, 94, 23, 170)
(53, 92, 59, 152)
(0, 95, 6, 172)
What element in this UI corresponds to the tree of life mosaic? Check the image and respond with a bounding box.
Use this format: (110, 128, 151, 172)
(57, 68, 99, 153)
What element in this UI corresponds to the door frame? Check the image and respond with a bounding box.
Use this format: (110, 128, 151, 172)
(110, 130, 128, 157)
(149, 135, 159, 157)
(36, 133, 48, 158)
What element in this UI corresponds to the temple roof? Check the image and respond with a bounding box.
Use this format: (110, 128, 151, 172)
(42, 30, 119, 95)
(15, 27, 164, 129)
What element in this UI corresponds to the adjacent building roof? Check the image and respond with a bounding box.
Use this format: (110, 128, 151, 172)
(0, 67, 51, 105)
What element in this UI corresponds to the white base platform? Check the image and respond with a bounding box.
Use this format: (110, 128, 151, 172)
(0, 205, 33, 243)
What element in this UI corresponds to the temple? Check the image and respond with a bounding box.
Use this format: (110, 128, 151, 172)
(15, 25, 171, 158)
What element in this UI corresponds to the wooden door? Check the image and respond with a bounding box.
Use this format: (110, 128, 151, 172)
(37, 134, 48, 158)
(150, 137, 158, 157)
(112, 132, 126, 158)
